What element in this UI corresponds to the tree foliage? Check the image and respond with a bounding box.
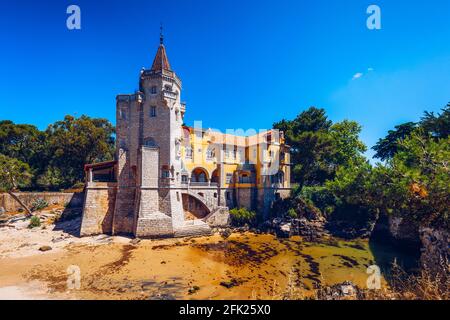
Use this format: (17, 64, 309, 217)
(373, 103, 449, 161)
(0, 154, 33, 213)
(274, 107, 366, 187)
(274, 103, 449, 237)
(0, 115, 115, 191)
(372, 133, 450, 228)
(45, 115, 115, 188)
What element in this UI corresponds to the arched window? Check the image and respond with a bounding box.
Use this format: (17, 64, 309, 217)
(185, 146, 193, 159)
(191, 168, 209, 183)
(150, 106, 157, 117)
(211, 169, 220, 184)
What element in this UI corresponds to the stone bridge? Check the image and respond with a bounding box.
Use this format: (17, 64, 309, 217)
(181, 189, 230, 227)
(181, 189, 219, 213)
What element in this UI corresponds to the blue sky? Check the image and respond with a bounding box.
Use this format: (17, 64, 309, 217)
(1, 0, 449, 159)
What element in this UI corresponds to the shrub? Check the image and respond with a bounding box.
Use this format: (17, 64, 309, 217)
(30, 198, 48, 211)
(287, 208, 298, 219)
(71, 181, 86, 190)
(229, 208, 257, 227)
(28, 215, 41, 228)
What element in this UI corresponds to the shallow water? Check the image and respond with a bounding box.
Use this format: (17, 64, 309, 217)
(1, 232, 418, 300)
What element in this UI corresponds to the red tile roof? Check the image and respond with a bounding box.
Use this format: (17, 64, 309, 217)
(151, 44, 172, 71)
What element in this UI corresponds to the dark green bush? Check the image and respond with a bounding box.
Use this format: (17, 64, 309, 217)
(30, 198, 48, 211)
(229, 208, 257, 227)
(287, 208, 298, 219)
(28, 215, 41, 228)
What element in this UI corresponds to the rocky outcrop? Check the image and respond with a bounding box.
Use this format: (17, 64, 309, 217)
(267, 216, 327, 241)
(204, 207, 230, 227)
(268, 196, 327, 240)
(371, 214, 421, 250)
(419, 227, 449, 277)
(316, 281, 363, 300)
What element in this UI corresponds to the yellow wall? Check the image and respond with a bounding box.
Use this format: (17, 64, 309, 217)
(181, 127, 290, 189)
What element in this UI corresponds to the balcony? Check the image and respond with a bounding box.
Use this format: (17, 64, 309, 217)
(162, 90, 178, 100)
(190, 181, 209, 187)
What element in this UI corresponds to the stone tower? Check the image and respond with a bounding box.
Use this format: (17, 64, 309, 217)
(113, 32, 187, 237)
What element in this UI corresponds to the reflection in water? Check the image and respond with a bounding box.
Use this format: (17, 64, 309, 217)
(21, 233, 419, 300)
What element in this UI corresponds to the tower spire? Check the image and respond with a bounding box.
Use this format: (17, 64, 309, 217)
(151, 25, 172, 71)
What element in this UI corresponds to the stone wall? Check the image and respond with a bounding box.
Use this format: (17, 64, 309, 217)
(80, 183, 116, 236)
(236, 188, 254, 210)
(136, 212, 174, 238)
(0, 192, 84, 212)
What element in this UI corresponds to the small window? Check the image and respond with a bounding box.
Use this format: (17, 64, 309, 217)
(185, 146, 193, 159)
(151, 86, 157, 94)
(162, 170, 170, 178)
(214, 193, 217, 198)
(226, 173, 233, 184)
(150, 106, 157, 117)
(181, 175, 188, 183)
(226, 192, 231, 200)
(206, 148, 215, 160)
(119, 109, 127, 120)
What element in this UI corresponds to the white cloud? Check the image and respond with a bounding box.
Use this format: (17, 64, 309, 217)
(352, 72, 363, 80)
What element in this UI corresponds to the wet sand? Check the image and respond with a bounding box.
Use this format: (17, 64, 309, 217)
(0, 228, 388, 300)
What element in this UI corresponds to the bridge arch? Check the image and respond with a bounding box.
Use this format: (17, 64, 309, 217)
(182, 191, 212, 220)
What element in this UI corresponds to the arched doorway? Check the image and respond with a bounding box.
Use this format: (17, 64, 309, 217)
(211, 169, 220, 185)
(191, 167, 209, 183)
(182, 194, 210, 220)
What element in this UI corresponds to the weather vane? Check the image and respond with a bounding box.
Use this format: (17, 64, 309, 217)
(160, 23, 164, 45)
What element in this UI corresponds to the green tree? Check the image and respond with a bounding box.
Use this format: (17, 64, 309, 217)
(0, 120, 48, 186)
(372, 132, 450, 228)
(0, 154, 32, 214)
(330, 120, 367, 166)
(420, 103, 449, 139)
(45, 115, 115, 188)
(372, 122, 417, 161)
(274, 108, 367, 187)
(274, 107, 334, 186)
(36, 166, 64, 191)
(373, 103, 449, 161)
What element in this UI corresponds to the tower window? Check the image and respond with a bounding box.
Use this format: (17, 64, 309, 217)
(151, 86, 157, 94)
(119, 109, 127, 120)
(150, 106, 157, 117)
(161, 170, 170, 178)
